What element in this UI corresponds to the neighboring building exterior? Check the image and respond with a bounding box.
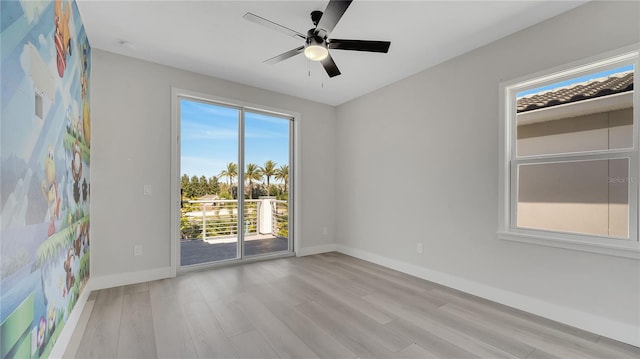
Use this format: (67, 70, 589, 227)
(516, 71, 633, 238)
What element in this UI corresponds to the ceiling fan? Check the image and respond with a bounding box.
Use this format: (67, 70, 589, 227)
(243, 0, 391, 78)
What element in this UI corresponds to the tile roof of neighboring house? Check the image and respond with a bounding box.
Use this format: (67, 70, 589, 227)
(517, 71, 633, 113)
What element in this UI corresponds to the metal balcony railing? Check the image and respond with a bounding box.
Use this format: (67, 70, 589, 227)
(181, 198, 288, 240)
(271, 200, 288, 239)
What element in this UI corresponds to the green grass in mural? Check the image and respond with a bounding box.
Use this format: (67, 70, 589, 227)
(36, 227, 74, 266)
(63, 133, 90, 163)
(68, 283, 79, 313)
(77, 215, 89, 226)
(0, 294, 33, 358)
(40, 308, 66, 359)
(36, 216, 89, 266)
(79, 253, 90, 282)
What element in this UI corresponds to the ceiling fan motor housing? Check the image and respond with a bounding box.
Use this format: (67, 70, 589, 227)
(310, 10, 323, 26)
(306, 34, 326, 47)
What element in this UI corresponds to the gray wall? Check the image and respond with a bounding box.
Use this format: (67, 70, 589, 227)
(335, 0, 639, 343)
(91, 50, 336, 278)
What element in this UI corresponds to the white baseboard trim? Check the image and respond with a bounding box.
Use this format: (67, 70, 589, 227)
(336, 244, 639, 347)
(48, 283, 93, 358)
(90, 266, 174, 291)
(296, 243, 338, 257)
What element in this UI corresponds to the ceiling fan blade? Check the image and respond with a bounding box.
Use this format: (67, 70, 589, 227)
(328, 39, 391, 53)
(321, 53, 341, 78)
(264, 46, 305, 64)
(243, 12, 306, 40)
(316, 0, 353, 34)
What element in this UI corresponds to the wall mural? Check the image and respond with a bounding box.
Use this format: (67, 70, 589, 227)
(1, 0, 91, 357)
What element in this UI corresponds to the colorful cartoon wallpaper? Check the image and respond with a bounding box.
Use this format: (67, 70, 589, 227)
(1, 0, 91, 357)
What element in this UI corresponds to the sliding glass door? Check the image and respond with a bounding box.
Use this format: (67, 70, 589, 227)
(243, 111, 291, 258)
(179, 97, 292, 267)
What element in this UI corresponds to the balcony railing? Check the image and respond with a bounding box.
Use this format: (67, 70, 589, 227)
(181, 198, 288, 241)
(271, 200, 288, 239)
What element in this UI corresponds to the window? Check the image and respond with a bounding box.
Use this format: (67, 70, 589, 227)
(499, 47, 639, 258)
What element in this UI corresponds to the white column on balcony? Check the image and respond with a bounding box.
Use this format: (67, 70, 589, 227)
(258, 196, 274, 234)
(201, 202, 206, 240)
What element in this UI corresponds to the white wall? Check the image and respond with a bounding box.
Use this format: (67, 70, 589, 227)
(335, 1, 639, 346)
(90, 50, 336, 281)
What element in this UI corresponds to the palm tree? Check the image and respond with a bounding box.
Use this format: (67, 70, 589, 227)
(261, 160, 277, 196)
(244, 163, 263, 199)
(218, 162, 237, 188)
(274, 164, 289, 194)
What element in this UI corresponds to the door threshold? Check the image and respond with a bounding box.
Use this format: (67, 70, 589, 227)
(177, 251, 296, 274)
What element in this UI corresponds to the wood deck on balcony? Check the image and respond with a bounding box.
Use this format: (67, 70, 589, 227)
(180, 235, 289, 266)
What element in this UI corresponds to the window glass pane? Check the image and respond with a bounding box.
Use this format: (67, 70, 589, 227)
(180, 99, 240, 265)
(244, 111, 291, 257)
(517, 159, 629, 238)
(516, 66, 634, 157)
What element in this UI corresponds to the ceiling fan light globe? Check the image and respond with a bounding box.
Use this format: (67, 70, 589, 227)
(304, 45, 328, 61)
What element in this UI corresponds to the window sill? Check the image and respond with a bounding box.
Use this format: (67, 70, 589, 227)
(498, 230, 639, 259)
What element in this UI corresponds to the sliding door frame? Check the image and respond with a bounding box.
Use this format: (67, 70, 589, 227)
(170, 88, 299, 274)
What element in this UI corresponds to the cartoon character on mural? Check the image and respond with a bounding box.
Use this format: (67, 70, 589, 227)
(37, 316, 47, 353)
(81, 42, 91, 147)
(72, 140, 82, 203)
(82, 178, 89, 202)
(47, 307, 57, 338)
(63, 248, 75, 298)
(83, 221, 90, 253)
(42, 146, 62, 236)
(54, 0, 72, 77)
(73, 222, 85, 257)
(80, 43, 89, 99)
(82, 94, 91, 147)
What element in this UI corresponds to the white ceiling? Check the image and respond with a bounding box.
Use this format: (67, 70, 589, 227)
(76, 0, 588, 106)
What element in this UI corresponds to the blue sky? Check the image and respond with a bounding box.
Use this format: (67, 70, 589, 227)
(517, 64, 633, 98)
(181, 99, 290, 179)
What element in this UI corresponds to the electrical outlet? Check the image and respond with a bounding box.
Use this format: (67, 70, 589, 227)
(134, 244, 143, 256)
(417, 242, 423, 254)
(322, 226, 328, 235)
(143, 185, 152, 196)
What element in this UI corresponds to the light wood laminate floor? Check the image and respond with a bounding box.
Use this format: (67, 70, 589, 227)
(66, 252, 639, 358)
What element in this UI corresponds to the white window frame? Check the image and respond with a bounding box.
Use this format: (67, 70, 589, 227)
(498, 44, 640, 259)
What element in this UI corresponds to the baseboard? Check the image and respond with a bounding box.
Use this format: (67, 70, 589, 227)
(48, 282, 93, 358)
(89, 266, 174, 291)
(336, 244, 639, 347)
(296, 243, 338, 257)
